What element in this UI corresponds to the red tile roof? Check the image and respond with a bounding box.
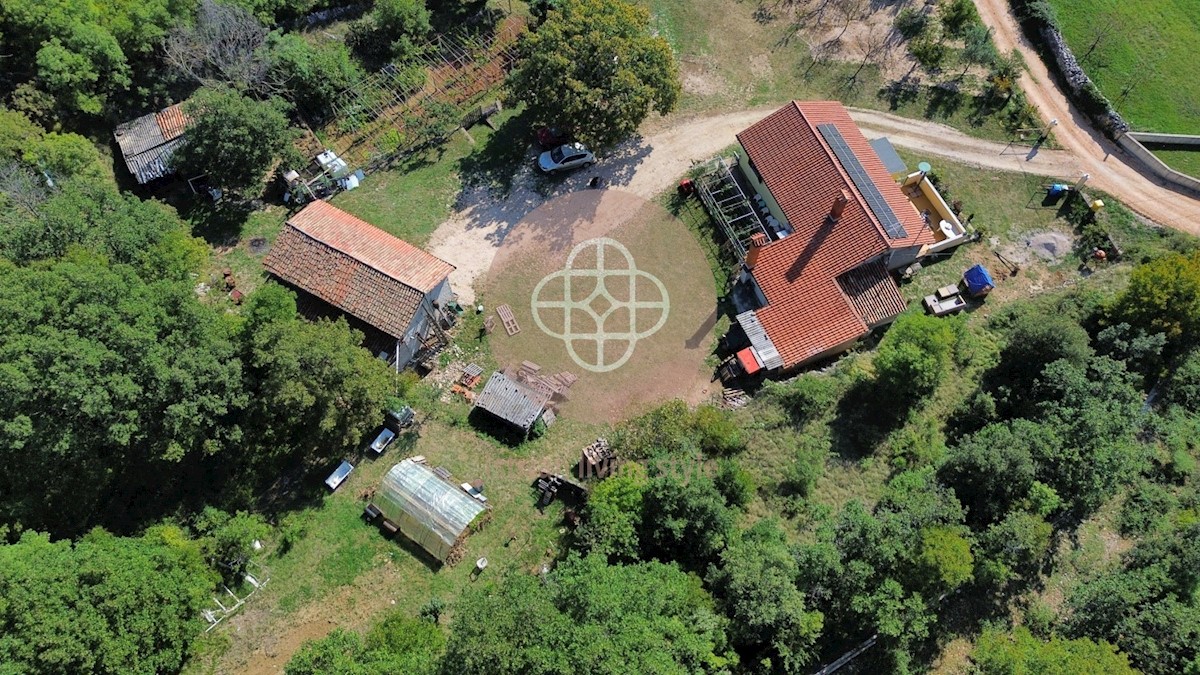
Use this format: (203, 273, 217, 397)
(738, 102, 932, 367)
(155, 104, 190, 141)
(264, 201, 455, 339)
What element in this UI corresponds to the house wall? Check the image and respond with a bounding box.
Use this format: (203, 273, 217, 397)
(737, 150, 788, 227)
(886, 245, 925, 271)
(394, 275, 453, 369)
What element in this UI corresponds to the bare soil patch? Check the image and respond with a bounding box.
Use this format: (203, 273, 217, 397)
(484, 189, 718, 423)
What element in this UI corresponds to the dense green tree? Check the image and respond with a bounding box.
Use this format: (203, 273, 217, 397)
(193, 507, 269, 583)
(1112, 251, 1200, 348)
(1094, 322, 1166, 384)
(1063, 522, 1200, 674)
(713, 458, 755, 509)
(874, 312, 957, 401)
(1, 0, 182, 119)
(242, 292, 394, 461)
(977, 511, 1053, 588)
(972, 626, 1137, 674)
(285, 614, 445, 675)
(988, 310, 1093, 413)
(692, 404, 746, 455)
(0, 254, 246, 534)
(612, 399, 696, 458)
(507, 0, 680, 149)
(346, 0, 430, 66)
(173, 86, 292, 194)
(1165, 348, 1200, 411)
(707, 519, 823, 672)
(0, 527, 215, 674)
(577, 462, 647, 561)
(442, 554, 732, 674)
(1031, 357, 1146, 511)
(640, 472, 736, 571)
(916, 525, 974, 591)
(938, 420, 1051, 525)
(1, 177, 204, 280)
(268, 34, 364, 121)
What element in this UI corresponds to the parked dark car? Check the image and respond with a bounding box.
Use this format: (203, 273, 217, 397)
(536, 126, 569, 149)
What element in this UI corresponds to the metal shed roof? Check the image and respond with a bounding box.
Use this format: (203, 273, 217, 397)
(472, 372, 550, 431)
(375, 459, 486, 562)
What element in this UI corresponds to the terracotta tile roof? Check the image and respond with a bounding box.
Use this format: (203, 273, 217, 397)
(738, 102, 928, 367)
(155, 104, 190, 141)
(264, 201, 454, 339)
(837, 259, 907, 327)
(286, 201, 454, 292)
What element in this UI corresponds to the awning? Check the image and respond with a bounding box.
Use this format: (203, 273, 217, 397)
(736, 347, 762, 375)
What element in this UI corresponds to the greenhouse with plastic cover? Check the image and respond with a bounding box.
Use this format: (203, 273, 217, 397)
(366, 459, 489, 563)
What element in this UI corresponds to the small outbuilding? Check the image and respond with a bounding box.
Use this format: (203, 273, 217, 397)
(370, 459, 487, 563)
(472, 371, 552, 437)
(114, 103, 191, 184)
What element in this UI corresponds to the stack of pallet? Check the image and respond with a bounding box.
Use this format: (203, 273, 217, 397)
(578, 438, 615, 479)
(722, 387, 749, 409)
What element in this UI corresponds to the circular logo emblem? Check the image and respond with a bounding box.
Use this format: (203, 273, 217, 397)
(531, 238, 669, 372)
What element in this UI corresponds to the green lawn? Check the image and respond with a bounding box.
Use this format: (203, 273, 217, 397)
(189, 406, 605, 673)
(1047, 0, 1200, 133)
(1149, 145, 1200, 179)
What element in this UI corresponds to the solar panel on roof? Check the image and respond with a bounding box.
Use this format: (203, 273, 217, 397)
(816, 124, 908, 240)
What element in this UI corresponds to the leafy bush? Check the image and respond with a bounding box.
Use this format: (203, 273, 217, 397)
(714, 459, 755, 509)
(939, 0, 980, 38)
(874, 313, 957, 401)
(782, 434, 829, 497)
(894, 8, 930, 40)
(1119, 480, 1178, 535)
(768, 373, 839, 422)
(910, 37, 951, 70)
(1166, 349, 1200, 411)
(693, 404, 745, 455)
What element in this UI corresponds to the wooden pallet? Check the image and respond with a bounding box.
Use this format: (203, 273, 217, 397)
(496, 304, 520, 336)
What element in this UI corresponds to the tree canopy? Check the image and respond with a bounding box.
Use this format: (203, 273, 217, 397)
(0, 527, 215, 675)
(442, 554, 733, 674)
(174, 86, 292, 194)
(507, 0, 681, 149)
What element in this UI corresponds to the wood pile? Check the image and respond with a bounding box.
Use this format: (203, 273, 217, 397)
(722, 387, 750, 409)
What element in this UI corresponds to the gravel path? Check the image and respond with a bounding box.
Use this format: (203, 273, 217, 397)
(431, 44, 1200, 302)
(974, 0, 1200, 234)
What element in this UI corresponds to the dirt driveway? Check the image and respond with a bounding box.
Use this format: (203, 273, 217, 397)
(431, 80, 1199, 303)
(975, 0, 1200, 234)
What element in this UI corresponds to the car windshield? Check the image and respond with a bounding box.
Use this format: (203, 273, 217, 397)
(550, 146, 567, 163)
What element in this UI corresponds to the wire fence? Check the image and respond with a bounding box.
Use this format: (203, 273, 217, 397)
(320, 16, 525, 170)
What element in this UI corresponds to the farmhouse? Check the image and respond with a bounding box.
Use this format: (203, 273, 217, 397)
(367, 458, 487, 563)
(263, 200, 457, 369)
(113, 103, 190, 184)
(699, 101, 969, 374)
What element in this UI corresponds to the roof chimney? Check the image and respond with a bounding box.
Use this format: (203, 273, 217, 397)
(829, 189, 851, 224)
(745, 232, 769, 269)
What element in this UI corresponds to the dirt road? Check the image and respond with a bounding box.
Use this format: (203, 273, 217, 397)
(974, 0, 1200, 234)
(431, 60, 1200, 302)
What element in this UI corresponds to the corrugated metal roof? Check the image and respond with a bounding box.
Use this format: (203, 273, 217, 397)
(473, 372, 550, 430)
(375, 459, 486, 561)
(113, 104, 191, 184)
(736, 310, 784, 370)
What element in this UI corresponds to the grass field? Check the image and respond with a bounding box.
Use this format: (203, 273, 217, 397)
(1149, 145, 1200, 178)
(188, 410, 605, 674)
(1046, 0, 1200, 133)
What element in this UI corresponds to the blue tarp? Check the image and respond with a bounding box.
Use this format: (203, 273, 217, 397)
(964, 264, 995, 296)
